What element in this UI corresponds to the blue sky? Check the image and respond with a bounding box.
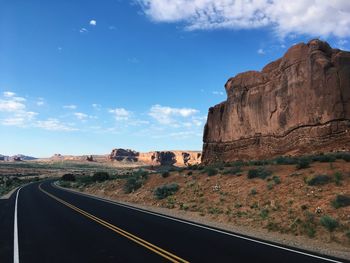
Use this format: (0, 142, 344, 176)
(1, 0, 349, 157)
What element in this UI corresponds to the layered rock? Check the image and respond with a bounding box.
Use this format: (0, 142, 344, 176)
(202, 39, 350, 163)
(109, 148, 201, 166)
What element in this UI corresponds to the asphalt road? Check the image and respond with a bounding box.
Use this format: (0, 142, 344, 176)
(0, 180, 348, 263)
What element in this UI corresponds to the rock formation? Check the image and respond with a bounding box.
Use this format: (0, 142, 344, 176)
(202, 39, 350, 163)
(109, 148, 201, 166)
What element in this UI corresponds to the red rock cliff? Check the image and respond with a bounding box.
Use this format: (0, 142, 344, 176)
(202, 40, 350, 163)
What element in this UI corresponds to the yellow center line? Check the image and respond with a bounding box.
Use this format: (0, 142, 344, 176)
(38, 183, 189, 263)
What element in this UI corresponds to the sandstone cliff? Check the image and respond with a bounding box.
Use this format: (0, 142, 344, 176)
(109, 149, 201, 166)
(202, 39, 350, 163)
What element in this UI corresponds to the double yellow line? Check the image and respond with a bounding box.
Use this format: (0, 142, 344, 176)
(39, 183, 189, 263)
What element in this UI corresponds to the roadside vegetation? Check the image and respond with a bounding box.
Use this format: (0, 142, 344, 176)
(0, 175, 44, 197)
(55, 151, 350, 249)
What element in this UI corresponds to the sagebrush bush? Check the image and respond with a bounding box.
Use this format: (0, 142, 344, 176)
(204, 167, 218, 176)
(124, 176, 144, 193)
(275, 156, 298, 165)
(124, 169, 148, 193)
(296, 158, 311, 169)
(247, 167, 272, 179)
(320, 215, 338, 232)
(331, 195, 350, 209)
(161, 171, 170, 178)
(272, 175, 281, 184)
(154, 183, 179, 199)
(61, 173, 76, 182)
(223, 167, 242, 175)
(92, 172, 109, 182)
(334, 172, 343, 186)
(306, 174, 332, 186)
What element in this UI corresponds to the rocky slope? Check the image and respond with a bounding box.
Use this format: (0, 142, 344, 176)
(109, 148, 201, 166)
(203, 39, 350, 163)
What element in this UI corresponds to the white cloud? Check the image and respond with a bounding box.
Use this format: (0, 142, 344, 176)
(89, 20, 97, 26)
(36, 118, 78, 131)
(212, 91, 224, 96)
(149, 104, 198, 125)
(36, 98, 45, 106)
(257, 48, 265, 55)
(0, 99, 26, 112)
(109, 108, 131, 121)
(137, 0, 350, 38)
(92, 103, 101, 110)
(2, 112, 37, 127)
(63, 104, 77, 110)
(79, 28, 88, 33)
(74, 112, 89, 120)
(3, 91, 16, 97)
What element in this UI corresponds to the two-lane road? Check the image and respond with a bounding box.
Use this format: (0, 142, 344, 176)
(0, 180, 347, 262)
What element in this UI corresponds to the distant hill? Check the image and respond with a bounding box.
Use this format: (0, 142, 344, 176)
(0, 154, 37, 161)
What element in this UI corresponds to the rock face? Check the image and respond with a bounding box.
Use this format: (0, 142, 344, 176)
(202, 39, 350, 163)
(109, 148, 201, 166)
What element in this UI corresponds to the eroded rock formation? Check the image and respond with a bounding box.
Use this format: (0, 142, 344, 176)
(202, 39, 350, 163)
(109, 148, 201, 166)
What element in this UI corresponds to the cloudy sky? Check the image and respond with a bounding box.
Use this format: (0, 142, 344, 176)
(1, 0, 349, 157)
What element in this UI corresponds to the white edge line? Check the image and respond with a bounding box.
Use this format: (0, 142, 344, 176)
(13, 187, 21, 263)
(52, 182, 344, 263)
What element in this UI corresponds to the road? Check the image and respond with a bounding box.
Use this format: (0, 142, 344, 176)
(0, 180, 348, 263)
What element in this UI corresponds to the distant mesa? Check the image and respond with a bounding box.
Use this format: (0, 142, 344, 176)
(202, 39, 350, 163)
(109, 148, 201, 166)
(0, 154, 37, 162)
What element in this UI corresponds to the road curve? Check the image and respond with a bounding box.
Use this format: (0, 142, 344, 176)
(0, 180, 348, 263)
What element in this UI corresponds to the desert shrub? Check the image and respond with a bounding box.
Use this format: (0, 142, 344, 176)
(59, 181, 71, 187)
(320, 215, 338, 232)
(306, 174, 332, 186)
(92, 172, 109, 182)
(232, 160, 246, 167)
(301, 204, 308, 210)
(296, 158, 311, 169)
(272, 175, 281, 184)
(331, 195, 350, 209)
(124, 176, 144, 193)
(208, 206, 223, 214)
(161, 171, 170, 178)
(61, 173, 76, 182)
(267, 182, 274, 190)
(223, 167, 242, 175)
(188, 164, 198, 170)
(334, 172, 343, 186)
(275, 156, 298, 165)
(247, 167, 272, 179)
(204, 167, 218, 176)
(250, 188, 257, 195)
(341, 153, 350, 162)
(303, 223, 316, 238)
(154, 183, 179, 199)
(187, 171, 193, 176)
(302, 211, 316, 237)
(318, 155, 336, 163)
(124, 170, 148, 193)
(260, 209, 269, 219)
(76, 175, 94, 185)
(249, 160, 270, 166)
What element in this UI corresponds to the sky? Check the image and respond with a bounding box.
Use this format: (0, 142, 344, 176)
(1, 0, 350, 157)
